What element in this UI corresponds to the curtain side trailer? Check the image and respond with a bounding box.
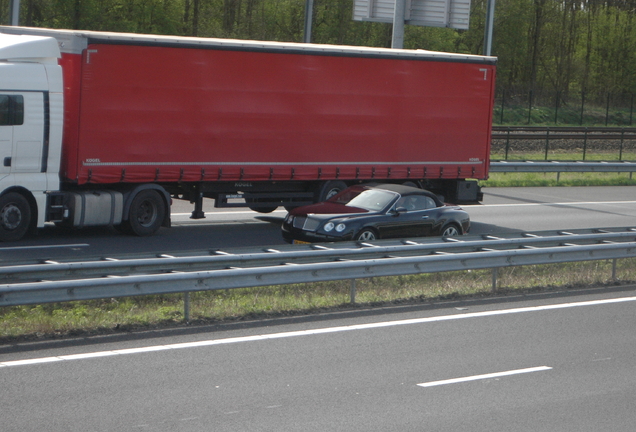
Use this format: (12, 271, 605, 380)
(0, 26, 496, 241)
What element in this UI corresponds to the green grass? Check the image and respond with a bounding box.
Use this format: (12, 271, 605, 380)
(1, 259, 634, 343)
(482, 172, 636, 187)
(487, 150, 636, 187)
(491, 152, 636, 162)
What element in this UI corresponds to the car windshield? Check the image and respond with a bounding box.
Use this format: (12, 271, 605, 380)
(329, 188, 397, 212)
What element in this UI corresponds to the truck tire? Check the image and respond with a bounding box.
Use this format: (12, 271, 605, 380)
(317, 181, 347, 202)
(0, 192, 31, 242)
(248, 206, 278, 214)
(124, 190, 165, 236)
(246, 198, 277, 213)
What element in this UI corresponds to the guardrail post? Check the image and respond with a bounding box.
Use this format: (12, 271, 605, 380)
(184, 292, 191, 323)
(612, 259, 617, 281)
(492, 268, 498, 292)
(544, 127, 550, 160)
(582, 127, 588, 160)
(350, 279, 356, 304)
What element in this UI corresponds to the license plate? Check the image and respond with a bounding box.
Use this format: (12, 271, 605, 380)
(293, 239, 311, 245)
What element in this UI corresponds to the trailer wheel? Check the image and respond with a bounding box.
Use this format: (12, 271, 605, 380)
(0, 192, 31, 242)
(125, 190, 165, 236)
(248, 206, 278, 214)
(317, 181, 347, 202)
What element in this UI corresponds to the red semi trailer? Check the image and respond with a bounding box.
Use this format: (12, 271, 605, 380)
(0, 26, 496, 241)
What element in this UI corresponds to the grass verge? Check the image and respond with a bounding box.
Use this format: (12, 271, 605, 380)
(482, 171, 636, 187)
(1, 259, 634, 343)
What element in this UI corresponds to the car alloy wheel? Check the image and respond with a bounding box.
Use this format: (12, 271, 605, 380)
(356, 229, 377, 241)
(442, 224, 460, 237)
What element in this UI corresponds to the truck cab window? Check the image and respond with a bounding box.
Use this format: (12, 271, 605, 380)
(0, 95, 24, 126)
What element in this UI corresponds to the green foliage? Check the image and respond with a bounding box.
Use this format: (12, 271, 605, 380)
(5, 1, 636, 121)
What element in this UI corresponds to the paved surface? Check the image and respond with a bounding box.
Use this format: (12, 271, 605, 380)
(1, 186, 635, 262)
(2, 287, 636, 431)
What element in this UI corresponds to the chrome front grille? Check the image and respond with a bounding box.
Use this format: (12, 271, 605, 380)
(292, 216, 320, 232)
(292, 216, 306, 229)
(302, 217, 320, 231)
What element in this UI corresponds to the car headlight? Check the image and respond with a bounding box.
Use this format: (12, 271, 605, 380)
(324, 222, 335, 232)
(335, 223, 346, 232)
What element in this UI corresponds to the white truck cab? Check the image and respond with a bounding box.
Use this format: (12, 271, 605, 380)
(0, 34, 64, 240)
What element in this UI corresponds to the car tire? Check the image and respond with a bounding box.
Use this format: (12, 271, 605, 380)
(355, 228, 377, 241)
(0, 192, 31, 242)
(441, 223, 461, 237)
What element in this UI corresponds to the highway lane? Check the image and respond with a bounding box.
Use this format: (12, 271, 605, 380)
(2, 287, 636, 431)
(469, 186, 636, 233)
(0, 186, 635, 262)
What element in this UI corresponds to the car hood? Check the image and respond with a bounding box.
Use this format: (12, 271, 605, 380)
(290, 202, 369, 216)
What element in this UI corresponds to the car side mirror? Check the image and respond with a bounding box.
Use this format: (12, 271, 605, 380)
(393, 206, 407, 215)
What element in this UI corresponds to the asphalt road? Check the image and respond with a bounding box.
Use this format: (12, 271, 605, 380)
(2, 287, 636, 431)
(2, 186, 636, 430)
(1, 186, 636, 262)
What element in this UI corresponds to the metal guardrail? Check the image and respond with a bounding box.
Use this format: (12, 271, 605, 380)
(492, 126, 636, 141)
(491, 126, 636, 162)
(490, 160, 636, 173)
(1, 228, 636, 313)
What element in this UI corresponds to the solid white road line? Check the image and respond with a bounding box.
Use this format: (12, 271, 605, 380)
(417, 366, 553, 388)
(2, 295, 635, 368)
(467, 200, 636, 209)
(170, 201, 636, 217)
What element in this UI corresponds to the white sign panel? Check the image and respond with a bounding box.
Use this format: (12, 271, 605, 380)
(353, 0, 471, 30)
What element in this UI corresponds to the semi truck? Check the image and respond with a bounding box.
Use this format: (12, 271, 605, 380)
(0, 26, 496, 242)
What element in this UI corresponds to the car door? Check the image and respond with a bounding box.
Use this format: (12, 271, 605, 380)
(377, 195, 436, 238)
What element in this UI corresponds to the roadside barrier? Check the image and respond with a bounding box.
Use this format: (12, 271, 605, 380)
(1, 228, 635, 321)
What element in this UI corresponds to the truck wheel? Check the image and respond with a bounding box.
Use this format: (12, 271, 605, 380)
(246, 198, 277, 213)
(0, 192, 31, 242)
(318, 181, 347, 202)
(248, 206, 278, 214)
(125, 190, 165, 236)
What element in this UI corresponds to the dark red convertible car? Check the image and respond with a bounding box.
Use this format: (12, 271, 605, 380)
(282, 183, 470, 243)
